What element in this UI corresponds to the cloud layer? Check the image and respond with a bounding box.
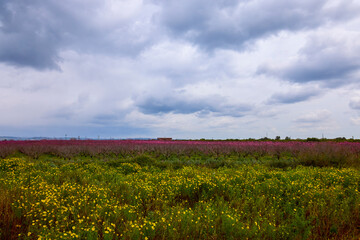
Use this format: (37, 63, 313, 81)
(155, 0, 359, 50)
(1, 0, 360, 138)
(259, 32, 360, 86)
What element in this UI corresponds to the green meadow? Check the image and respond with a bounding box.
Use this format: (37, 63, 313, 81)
(1, 141, 360, 239)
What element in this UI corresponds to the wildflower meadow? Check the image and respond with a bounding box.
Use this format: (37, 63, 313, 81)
(0, 140, 359, 239)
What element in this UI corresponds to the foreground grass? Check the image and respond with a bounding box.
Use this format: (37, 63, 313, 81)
(1, 157, 359, 239)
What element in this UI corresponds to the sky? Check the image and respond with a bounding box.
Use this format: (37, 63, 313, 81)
(1, 0, 360, 139)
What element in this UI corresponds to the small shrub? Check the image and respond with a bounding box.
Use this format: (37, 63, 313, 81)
(118, 162, 141, 175)
(105, 159, 126, 168)
(132, 154, 156, 166)
(267, 159, 296, 169)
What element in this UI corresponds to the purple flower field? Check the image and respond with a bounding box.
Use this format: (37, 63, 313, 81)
(1, 139, 359, 168)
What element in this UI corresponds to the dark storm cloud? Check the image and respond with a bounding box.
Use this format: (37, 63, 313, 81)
(153, 0, 359, 50)
(0, 0, 155, 70)
(136, 93, 253, 117)
(2, 0, 358, 70)
(0, 0, 62, 69)
(258, 35, 360, 86)
(267, 88, 321, 104)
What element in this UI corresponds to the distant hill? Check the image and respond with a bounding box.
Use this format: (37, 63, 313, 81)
(0, 136, 53, 140)
(0, 136, 156, 141)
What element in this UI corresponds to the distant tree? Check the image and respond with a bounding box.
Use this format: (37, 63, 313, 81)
(335, 137, 347, 142)
(306, 137, 320, 142)
(275, 136, 281, 140)
(259, 137, 270, 141)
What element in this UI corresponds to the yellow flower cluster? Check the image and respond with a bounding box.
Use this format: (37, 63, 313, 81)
(0, 157, 359, 239)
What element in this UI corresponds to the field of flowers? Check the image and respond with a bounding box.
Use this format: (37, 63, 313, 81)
(1, 140, 360, 239)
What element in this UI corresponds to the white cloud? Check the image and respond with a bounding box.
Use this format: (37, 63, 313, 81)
(351, 117, 360, 125)
(349, 97, 360, 110)
(295, 110, 332, 123)
(258, 30, 360, 87)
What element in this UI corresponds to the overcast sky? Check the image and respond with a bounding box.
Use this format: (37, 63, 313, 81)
(1, 0, 360, 139)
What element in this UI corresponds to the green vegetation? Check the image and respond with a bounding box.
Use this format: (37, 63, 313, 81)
(1, 153, 359, 240)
